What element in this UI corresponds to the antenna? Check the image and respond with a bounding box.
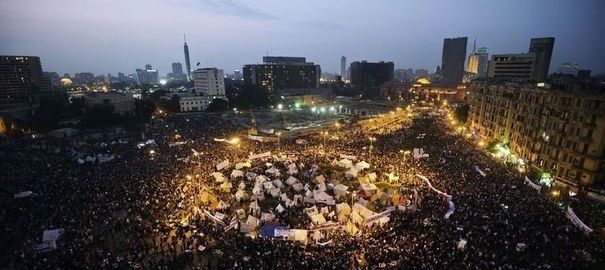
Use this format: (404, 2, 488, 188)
(472, 38, 476, 53)
(184, 34, 187, 44)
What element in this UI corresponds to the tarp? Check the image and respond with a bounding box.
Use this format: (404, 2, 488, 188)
(339, 159, 353, 168)
(292, 183, 304, 192)
(334, 184, 349, 194)
(413, 148, 429, 159)
(355, 161, 370, 170)
(42, 229, 64, 242)
(216, 160, 230, 171)
(212, 172, 227, 183)
(250, 151, 271, 160)
(336, 203, 351, 216)
(266, 167, 280, 176)
(286, 176, 298, 185)
(309, 213, 327, 225)
(260, 225, 289, 238)
(290, 229, 308, 243)
(315, 175, 326, 183)
(235, 162, 251, 170)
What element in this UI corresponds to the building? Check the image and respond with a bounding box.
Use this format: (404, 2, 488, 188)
(193, 68, 226, 97)
(184, 35, 192, 81)
(557, 62, 580, 76)
(178, 94, 221, 112)
(467, 43, 489, 77)
(467, 80, 605, 187)
(168, 62, 187, 82)
(74, 72, 95, 84)
(441, 37, 468, 84)
(349, 61, 394, 89)
(341, 56, 347, 81)
(487, 53, 537, 80)
(0, 55, 52, 119)
(414, 69, 429, 78)
(83, 92, 135, 116)
(135, 65, 159, 85)
(243, 56, 321, 98)
(529, 37, 555, 81)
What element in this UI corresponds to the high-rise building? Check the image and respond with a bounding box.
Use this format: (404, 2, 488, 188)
(349, 61, 394, 89)
(0, 55, 52, 119)
(193, 68, 226, 97)
(243, 56, 321, 98)
(529, 37, 555, 81)
(467, 40, 489, 77)
(467, 80, 605, 187)
(135, 65, 159, 85)
(414, 69, 429, 78)
(184, 34, 192, 81)
(75, 72, 95, 84)
(172, 62, 184, 75)
(441, 37, 468, 84)
(340, 56, 347, 80)
(487, 53, 537, 80)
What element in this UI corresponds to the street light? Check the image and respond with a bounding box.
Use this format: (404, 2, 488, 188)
(276, 132, 282, 150)
(369, 136, 377, 162)
(322, 131, 329, 152)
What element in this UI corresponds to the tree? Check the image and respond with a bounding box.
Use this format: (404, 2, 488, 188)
(454, 104, 470, 123)
(205, 98, 229, 112)
(135, 99, 156, 123)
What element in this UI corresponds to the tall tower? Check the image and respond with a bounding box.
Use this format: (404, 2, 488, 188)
(529, 37, 555, 81)
(183, 34, 192, 81)
(441, 37, 467, 84)
(340, 56, 346, 80)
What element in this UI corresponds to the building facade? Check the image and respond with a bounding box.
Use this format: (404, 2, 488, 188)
(467, 47, 489, 77)
(193, 68, 226, 97)
(135, 65, 159, 85)
(349, 61, 394, 89)
(243, 56, 321, 98)
(467, 81, 605, 187)
(487, 53, 537, 80)
(441, 37, 468, 84)
(340, 56, 347, 81)
(178, 95, 219, 112)
(83, 92, 135, 116)
(0, 55, 52, 119)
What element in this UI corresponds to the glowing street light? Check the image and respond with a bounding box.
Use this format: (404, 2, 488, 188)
(276, 132, 282, 149)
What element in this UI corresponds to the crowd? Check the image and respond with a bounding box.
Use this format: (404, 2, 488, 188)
(0, 109, 603, 269)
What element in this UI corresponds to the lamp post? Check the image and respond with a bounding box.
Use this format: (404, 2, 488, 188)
(276, 132, 282, 150)
(369, 136, 376, 162)
(322, 131, 329, 153)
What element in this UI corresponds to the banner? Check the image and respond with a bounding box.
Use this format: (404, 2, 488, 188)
(565, 207, 593, 234)
(474, 165, 487, 177)
(216, 160, 230, 171)
(524, 176, 541, 193)
(250, 151, 271, 160)
(203, 209, 226, 226)
(416, 175, 455, 219)
(339, 154, 357, 161)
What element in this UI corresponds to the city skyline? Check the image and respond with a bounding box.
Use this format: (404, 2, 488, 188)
(1, 0, 604, 76)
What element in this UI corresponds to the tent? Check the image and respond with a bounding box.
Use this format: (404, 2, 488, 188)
(286, 176, 298, 186)
(336, 203, 352, 216)
(355, 161, 371, 170)
(235, 189, 248, 202)
(14, 191, 36, 199)
(212, 172, 226, 183)
(330, 159, 340, 167)
(216, 160, 230, 170)
(339, 159, 353, 168)
(42, 229, 64, 242)
(276, 203, 286, 213)
(266, 167, 281, 176)
(219, 181, 233, 192)
(334, 184, 349, 195)
(231, 170, 245, 178)
(235, 161, 251, 170)
(255, 175, 270, 184)
(293, 195, 303, 205)
(263, 181, 275, 191)
(287, 163, 298, 175)
(360, 183, 378, 196)
(290, 229, 308, 244)
(345, 221, 359, 235)
(309, 213, 327, 225)
(314, 191, 335, 205)
(367, 172, 377, 182)
(292, 183, 304, 192)
(260, 225, 289, 238)
(217, 200, 229, 210)
(261, 212, 275, 222)
(345, 167, 359, 178)
(246, 172, 258, 180)
(249, 201, 261, 215)
(387, 172, 399, 182)
(238, 182, 246, 189)
(315, 175, 326, 184)
(272, 179, 284, 189)
(353, 203, 376, 219)
(270, 188, 281, 198)
(340, 154, 357, 161)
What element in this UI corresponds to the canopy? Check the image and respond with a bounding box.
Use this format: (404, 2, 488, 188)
(235, 189, 248, 201)
(334, 184, 349, 194)
(260, 225, 289, 238)
(292, 183, 304, 192)
(286, 176, 298, 186)
(266, 167, 280, 176)
(336, 203, 352, 216)
(315, 175, 326, 183)
(355, 161, 371, 170)
(309, 213, 327, 225)
(216, 160, 230, 170)
(272, 179, 284, 189)
(235, 161, 251, 170)
(339, 159, 353, 168)
(212, 172, 226, 183)
(219, 181, 233, 192)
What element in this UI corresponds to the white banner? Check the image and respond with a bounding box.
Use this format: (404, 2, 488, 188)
(416, 175, 455, 219)
(524, 176, 541, 193)
(474, 165, 487, 177)
(339, 154, 357, 161)
(250, 151, 271, 160)
(565, 207, 593, 234)
(203, 210, 226, 226)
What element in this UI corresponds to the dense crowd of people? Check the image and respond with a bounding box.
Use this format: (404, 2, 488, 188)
(1, 109, 603, 269)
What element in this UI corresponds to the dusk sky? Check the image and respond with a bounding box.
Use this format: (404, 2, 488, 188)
(1, 0, 604, 76)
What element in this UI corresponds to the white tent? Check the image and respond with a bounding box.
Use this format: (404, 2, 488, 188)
(314, 191, 335, 205)
(355, 161, 371, 170)
(235, 161, 251, 170)
(291, 229, 308, 244)
(216, 160, 230, 170)
(217, 200, 229, 210)
(334, 184, 349, 195)
(238, 182, 246, 189)
(255, 175, 270, 184)
(231, 170, 245, 178)
(353, 203, 376, 219)
(249, 201, 261, 215)
(360, 183, 377, 192)
(305, 189, 314, 198)
(263, 181, 275, 191)
(287, 163, 298, 175)
(212, 172, 227, 183)
(246, 172, 258, 180)
(276, 204, 286, 213)
(235, 189, 248, 202)
(286, 176, 298, 186)
(339, 159, 353, 168)
(42, 229, 64, 242)
(330, 159, 340, 167)
(292, 183, 304, 192)
(261, 212, 275, 222)
(266, 167, 281, 176)
(345, 167, 359, 178)
(272, 179, 284, 189)
(270, 188, 281, 198)
(309, 213, 327, 225)
(367, 172, 377, 182)
(293, 195, 303, 205)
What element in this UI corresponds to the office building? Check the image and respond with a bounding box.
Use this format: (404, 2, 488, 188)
(83, 92, 135, 116)
(135, 65, 159, 85)
(168, 62, 187, 82)
(441, 37, 468, 84)
(529, 37, 555, 81)
(0, 55, 52, 119)
(178, 94, 218, 112)
(415, 69, 429, 78)
(184, 34, 192, 81)
(74, 72, 95, 84)
(341, 56, 347, 80)
(193, 68, 226, 97)
(487, 53, 537, 80)
(243, 56, 321, 97)
(349, 61, 394, 88)
(467, 80, 605, 187)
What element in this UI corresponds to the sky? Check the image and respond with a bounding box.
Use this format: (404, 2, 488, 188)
(1, 0, 604, 76)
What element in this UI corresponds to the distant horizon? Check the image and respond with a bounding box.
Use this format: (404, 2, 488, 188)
(1, 0, 604, 76)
